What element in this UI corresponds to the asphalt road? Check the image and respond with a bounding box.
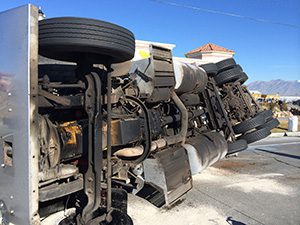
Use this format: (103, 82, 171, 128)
(128, 136, 300, 225)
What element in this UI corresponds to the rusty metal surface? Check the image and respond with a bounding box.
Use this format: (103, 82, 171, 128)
(143, 146, 192, 206)
(58, 121, 83, 161)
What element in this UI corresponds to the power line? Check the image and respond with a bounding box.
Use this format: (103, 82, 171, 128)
(151, 0, 300, 30)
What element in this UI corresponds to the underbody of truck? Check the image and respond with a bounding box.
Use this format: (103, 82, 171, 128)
(0, 5, 279, 225)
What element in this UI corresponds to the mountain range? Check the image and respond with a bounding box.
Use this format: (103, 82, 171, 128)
(247, 79, 300, 96)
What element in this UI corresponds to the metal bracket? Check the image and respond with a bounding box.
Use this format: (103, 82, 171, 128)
(81, 72, 103, 223)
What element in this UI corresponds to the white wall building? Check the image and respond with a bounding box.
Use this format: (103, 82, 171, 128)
(134, 40, 235, 65)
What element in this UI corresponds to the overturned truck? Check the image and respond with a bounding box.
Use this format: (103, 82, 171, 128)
(0, 5, 279, 225)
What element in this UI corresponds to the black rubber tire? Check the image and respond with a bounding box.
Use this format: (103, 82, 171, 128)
(257, 118, 279, 130)
(200, 63, 218, 76)
(58, 218, 76, 225)
(216, 58, 236, 72)
(258, 110, 273, 122)
(233, 113, 265, 134)
(239, 127, 271, 144)
(105, 209, 133, 225)
(39, 17, 135, 64)
(214, 67, 244, 86)
(111, 188, 128, 213)
(230, 64, 246, 83)
(227, 139, 248, 155)
(234, 64, 243, 71)
(237, 72, 248, 84)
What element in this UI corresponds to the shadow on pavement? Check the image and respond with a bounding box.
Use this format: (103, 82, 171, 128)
(226, 217, 247, 225)
(255, 148, 300, 160)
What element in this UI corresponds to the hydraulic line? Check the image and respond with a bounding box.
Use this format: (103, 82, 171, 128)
(118, 95, 152, 164)
(164, 91, 188, 145)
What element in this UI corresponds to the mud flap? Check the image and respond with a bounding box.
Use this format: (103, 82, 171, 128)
(137, 146, 192, 207)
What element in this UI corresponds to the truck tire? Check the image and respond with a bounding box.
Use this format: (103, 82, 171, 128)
(227, 139, 248, 155)
(235, 64, 243, 71)
(258, 110, 273, 122)
(231, 64, 247, 83)
(39, 17, 135, 64)
(233, 113, 265, 134)
(216, 58, 236, 72)
(239, 127, 271, 144)
(237, 72, 248, 84)
(214, 68, 244, 86)
(200, 63, 218, 77)
(257, 118, 279, 130)
(106, 209, 133, 225)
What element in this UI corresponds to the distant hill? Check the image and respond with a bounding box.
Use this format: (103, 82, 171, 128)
(247, 79, 300, 96)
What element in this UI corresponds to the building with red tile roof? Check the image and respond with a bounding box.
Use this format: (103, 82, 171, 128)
(185, 43, 235, 62)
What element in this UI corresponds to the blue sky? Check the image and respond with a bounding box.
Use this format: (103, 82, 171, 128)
(1, 0, 299, 82)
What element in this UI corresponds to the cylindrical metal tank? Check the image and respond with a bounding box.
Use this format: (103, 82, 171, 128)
(173, 60, 208, 94)
(183, 132, 228, 175)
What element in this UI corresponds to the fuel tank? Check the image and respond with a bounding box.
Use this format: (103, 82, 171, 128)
(183, 132, 228, 175)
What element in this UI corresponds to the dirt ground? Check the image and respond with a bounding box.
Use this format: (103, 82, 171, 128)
(272, 116, 300, 133)
(128, 171, 231, 225)
(128, 136, 300, 225)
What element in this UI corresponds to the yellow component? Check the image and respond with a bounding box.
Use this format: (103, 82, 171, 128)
(251, 93, 262, 100)
(60, 121, 82, 145)
(251, 93, 280, 101)
(139, 50, 150, 59)
(265, 94, 280, 100)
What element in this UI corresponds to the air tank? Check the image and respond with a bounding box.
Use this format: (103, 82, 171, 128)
(173, 60, 208, 94)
